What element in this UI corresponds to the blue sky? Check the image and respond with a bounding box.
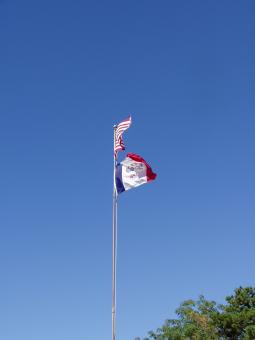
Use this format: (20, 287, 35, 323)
(1, 1, 255, 339)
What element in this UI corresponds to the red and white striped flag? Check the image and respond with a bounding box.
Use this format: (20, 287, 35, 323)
(114, 116, 132, 154)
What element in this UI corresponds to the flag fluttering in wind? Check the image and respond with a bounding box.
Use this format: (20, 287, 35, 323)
(115, 153, 157, 194)
(114, 116, 132, 154)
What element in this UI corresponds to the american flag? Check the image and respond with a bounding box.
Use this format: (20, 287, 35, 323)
(114, 116, 132, 154)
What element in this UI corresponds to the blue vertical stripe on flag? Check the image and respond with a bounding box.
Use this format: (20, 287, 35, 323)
(115, 164, 125, 194)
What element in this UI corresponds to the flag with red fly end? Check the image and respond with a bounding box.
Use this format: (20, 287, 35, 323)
(115, 153, 157, 194)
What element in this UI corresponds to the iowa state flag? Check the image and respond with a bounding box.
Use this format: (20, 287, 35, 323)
(115, 153, 157, 194)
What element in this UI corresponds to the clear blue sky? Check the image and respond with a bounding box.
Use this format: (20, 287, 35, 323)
(1, 1, 255, 339)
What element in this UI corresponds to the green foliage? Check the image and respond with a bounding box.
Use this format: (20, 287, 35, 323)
(143, 287, 255, 340)
(212, 287, 255, 339)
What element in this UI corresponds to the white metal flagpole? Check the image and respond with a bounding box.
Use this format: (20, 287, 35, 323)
(112, 125, 117, 340)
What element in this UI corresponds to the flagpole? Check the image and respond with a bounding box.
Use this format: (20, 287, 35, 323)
(112, 125, 117, 340)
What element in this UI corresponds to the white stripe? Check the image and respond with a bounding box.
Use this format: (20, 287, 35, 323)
(116, 123, 130, 130)
(121, 158, 147, 190)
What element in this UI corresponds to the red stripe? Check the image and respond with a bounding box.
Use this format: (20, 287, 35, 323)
(115, 146, 125, 151)
(116, 125, 129, 131)
(116, 129, 129, 137)
(115, 137, 124, 144)
(117, 117, 131, 125)
(116, 125, 130, 135)
(116, 122, 130, 129)
(117, 121, 131, 127)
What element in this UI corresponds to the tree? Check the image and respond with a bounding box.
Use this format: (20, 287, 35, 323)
(142, 287, 255, 340)
(212, 287, 255, 339)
